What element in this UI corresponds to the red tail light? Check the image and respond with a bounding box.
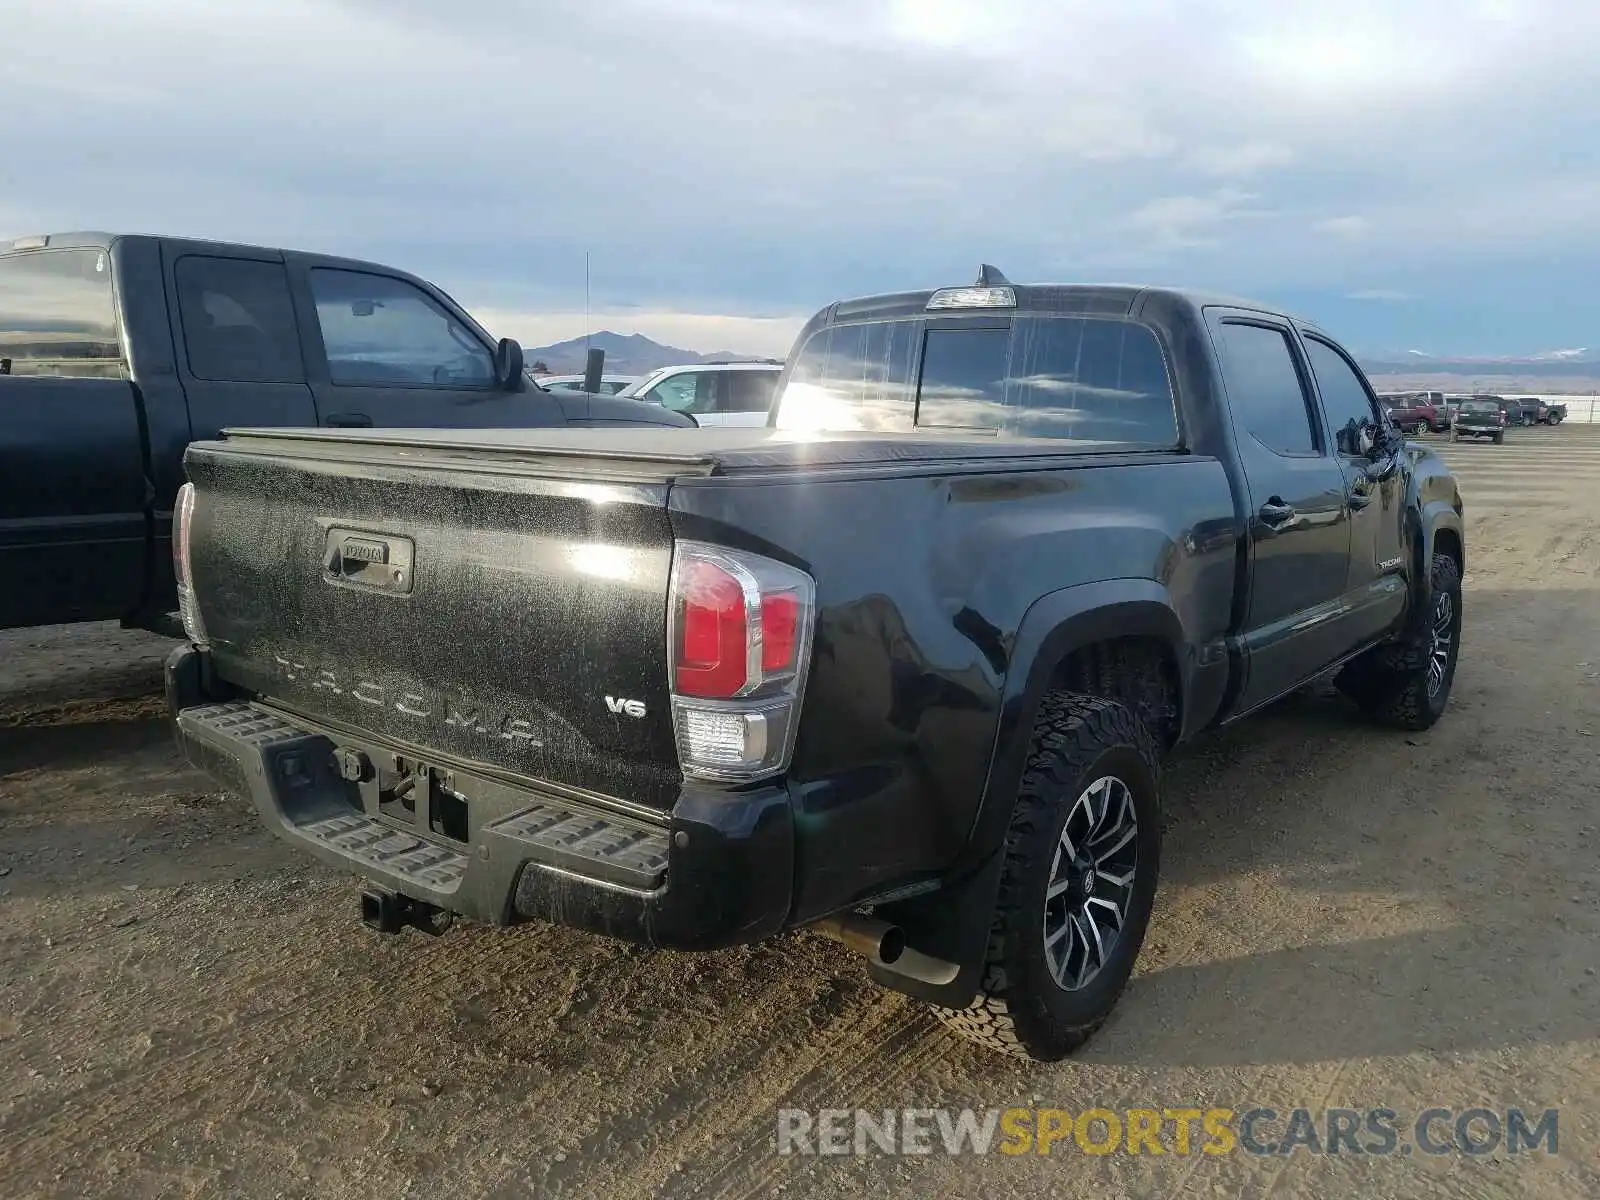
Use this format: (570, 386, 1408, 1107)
(675, 558, 751, 699)
(668, 543, 816, 780)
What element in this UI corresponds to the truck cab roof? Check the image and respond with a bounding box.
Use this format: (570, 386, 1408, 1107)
(2, 231, 442, 288)
(819, 272, 1315, 332)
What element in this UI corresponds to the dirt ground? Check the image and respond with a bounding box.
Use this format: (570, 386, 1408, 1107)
(2, 427, 1597, 1200)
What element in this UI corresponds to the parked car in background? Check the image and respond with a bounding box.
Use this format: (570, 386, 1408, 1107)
(1480, 395, 1525, 426)
(167, 268, 1466, 1063)
(532, 373, 642, 395)
(1450, 397, 1506, 443)
(621, 360, 784, 427)
(1380, 394, 1441, 435)
(1517, 396, 1567, 425)
(1514, 397, 1549, 425)
(0, 231, 692, 634)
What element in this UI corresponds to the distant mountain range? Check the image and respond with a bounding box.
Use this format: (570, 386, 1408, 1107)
(1358, 349, 1595, 376)
(522, 331, 765, 376)
(1358, 351, 1600, 393)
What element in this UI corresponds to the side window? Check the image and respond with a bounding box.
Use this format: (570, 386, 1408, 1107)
(725, 370, 779, 413)
(1303, 335, 1382, 456)
(915, 327, 1010, 430)
(0, 248, 122, 378)
(310, 269, 493, 388)
(1214, 322, 1320, 456)
(175, 256, 305, 385)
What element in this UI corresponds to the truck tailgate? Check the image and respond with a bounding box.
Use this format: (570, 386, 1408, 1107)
(184, 436, 683, 811)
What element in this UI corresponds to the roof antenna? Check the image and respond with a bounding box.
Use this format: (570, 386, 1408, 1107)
(976, 263, 1010, 286)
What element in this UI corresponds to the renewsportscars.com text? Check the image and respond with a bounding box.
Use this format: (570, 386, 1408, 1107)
(776, 1106, 1559, 1158)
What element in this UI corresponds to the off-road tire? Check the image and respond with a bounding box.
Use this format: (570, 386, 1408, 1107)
(934, 693, 1162, 1061)
(1336, 554, 1463, 731)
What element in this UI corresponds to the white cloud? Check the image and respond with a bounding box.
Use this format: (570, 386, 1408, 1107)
(1124, 190, 1270, 250)
(4, 0, 1600, 345)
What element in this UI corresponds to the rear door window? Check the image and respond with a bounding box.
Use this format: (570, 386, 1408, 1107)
(1213, 321, 1321, 456)
(0, 248, 122, 377)
(175, 256, 306, 384)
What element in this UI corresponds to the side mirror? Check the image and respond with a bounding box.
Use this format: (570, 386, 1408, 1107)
(494, 337, 525, 391)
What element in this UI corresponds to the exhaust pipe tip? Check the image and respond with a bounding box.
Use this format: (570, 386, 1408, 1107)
(877, 923, 907, 965)
(812, 911, 961, 987)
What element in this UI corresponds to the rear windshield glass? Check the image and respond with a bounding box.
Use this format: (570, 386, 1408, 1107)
(774, 315, 1179, 446)
(1460, 400, 1497, 412)
(0, 248, 121, 376)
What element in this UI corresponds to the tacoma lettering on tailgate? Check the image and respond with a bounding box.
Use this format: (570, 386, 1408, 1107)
(271, 655, 542, 746)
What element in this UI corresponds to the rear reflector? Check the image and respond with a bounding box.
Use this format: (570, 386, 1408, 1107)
(760, 590, 800, 674)
(668, 542, 815, 782)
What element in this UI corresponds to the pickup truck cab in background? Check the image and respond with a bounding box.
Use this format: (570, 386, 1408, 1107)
(166, 267, 1466, 1063)
(0, 232, 690, 633)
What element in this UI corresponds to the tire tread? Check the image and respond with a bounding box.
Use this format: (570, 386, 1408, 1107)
(935, 691, 1161, 1060)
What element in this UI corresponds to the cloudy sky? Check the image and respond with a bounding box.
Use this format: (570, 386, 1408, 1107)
(4, 0, 1598, 356)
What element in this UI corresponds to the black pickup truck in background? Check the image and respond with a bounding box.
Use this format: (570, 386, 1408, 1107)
(166, 269, 1466, 1062)
(0, 232, 690, 633)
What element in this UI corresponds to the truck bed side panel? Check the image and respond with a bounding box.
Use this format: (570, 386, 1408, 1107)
(668, 455, 1238, 919)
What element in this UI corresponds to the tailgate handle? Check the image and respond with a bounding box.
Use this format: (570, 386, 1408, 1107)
(324, 528, 415, 594)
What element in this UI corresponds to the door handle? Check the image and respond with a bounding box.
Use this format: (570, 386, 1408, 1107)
(1258, 499, 1297, 527)
(325, 412, 373, 428)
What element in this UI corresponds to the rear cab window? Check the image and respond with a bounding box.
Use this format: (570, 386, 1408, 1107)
(0, 248, 123, 378)
(774, 312, 1178, 446)
(174, 256, 306, 384)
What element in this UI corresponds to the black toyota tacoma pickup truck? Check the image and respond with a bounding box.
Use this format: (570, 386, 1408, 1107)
(0, 232, 689, 633)
(166, 269, 1466, 1062)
